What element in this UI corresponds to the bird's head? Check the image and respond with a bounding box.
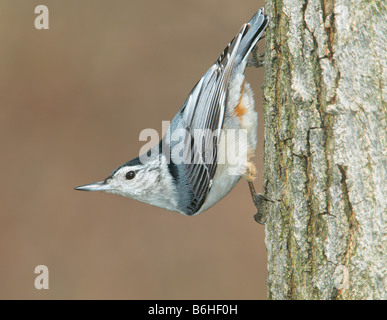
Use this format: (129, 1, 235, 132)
(75, 155, 161, 199)
(74, 152, 178, 212)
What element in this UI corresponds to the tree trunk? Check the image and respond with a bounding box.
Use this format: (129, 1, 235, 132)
(262, 0, 386, 299)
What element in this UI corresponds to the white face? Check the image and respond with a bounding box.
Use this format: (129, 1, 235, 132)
(104, 164, 160, 199)
(75, 155, 179, 212)
(74, 156, 161, 198)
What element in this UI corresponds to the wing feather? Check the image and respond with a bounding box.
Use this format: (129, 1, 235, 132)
(166, 22, 256, 215)
(165, 25, 248, 215)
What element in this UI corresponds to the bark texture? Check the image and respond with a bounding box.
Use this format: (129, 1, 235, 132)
(262, 0, 386, 299)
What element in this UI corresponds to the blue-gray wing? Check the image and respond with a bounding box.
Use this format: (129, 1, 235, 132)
(165, 24, 248, 215)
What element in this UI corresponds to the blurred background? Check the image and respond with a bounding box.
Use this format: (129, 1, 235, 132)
(0, 0, 267, 299)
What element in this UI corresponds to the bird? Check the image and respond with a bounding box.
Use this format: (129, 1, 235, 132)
(75, 8, 270, 220)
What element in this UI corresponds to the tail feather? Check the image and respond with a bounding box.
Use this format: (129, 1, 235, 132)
(235, 8, 268, 66)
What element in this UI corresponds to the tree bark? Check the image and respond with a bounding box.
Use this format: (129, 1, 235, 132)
(262, 0, 386, 299)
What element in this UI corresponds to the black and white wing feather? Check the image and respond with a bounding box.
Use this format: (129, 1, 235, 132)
(165, 25, 248, 215)
(165, 9, 268, 215)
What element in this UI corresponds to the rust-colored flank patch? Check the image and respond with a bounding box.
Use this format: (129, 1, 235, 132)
(233, 80, 247, 119)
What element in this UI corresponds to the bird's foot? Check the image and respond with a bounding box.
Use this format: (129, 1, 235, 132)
(248, 181, 274, 225)
(247, 46, 265, 68)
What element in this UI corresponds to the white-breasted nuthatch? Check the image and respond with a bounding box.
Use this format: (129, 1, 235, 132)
(75, 8, 270, 219)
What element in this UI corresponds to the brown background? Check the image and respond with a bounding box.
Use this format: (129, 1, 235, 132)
(0, 0, 267, 299)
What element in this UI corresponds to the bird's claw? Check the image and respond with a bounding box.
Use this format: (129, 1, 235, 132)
(247, 46, 265, 68)
(248, 182, 274, 225)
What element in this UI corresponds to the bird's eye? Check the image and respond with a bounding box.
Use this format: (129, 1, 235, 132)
(126, 171, 135, 180)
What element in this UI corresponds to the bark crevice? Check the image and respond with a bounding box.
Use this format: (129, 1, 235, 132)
(263, 0, 386, 300)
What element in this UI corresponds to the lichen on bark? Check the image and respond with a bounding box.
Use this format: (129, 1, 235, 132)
(262, 0, 386, 299)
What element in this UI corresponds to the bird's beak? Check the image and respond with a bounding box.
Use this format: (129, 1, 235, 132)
(74, 181, 114, 192)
